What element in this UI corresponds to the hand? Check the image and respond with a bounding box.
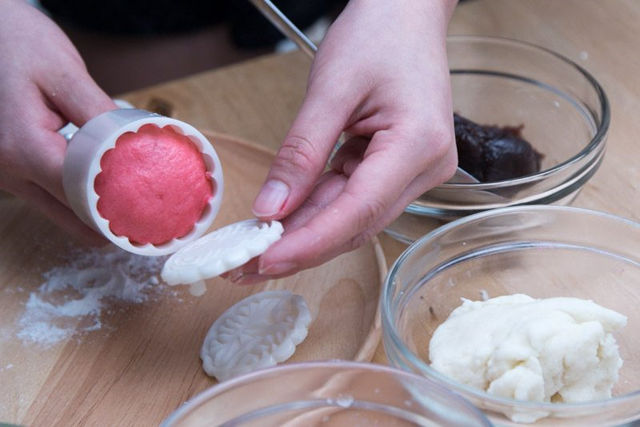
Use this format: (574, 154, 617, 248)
(0, 0, 115, 243)
(234, 0, 458, 283)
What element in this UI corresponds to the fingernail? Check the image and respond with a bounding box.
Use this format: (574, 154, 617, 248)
(227, 269, 244, 283)
(259, 261, 297, 276)
(236, 274, 268, 285)
(253, 180, 289, 217)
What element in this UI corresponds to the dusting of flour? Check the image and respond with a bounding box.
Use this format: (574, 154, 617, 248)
(17, 246, 166, 346)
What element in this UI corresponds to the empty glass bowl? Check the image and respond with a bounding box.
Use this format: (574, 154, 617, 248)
(385, 36, 610, 243)
(161, 361, 491, 426)
(382, 206, 640, 425)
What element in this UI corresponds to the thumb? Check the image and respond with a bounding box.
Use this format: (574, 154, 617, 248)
(41, 63, 116, 127)
(253, 84, 354, 220)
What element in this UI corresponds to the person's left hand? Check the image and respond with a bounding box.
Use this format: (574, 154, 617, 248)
(229, 0, 458, 283)
(0, 0, 115, 244)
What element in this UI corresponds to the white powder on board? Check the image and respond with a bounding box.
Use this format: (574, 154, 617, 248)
(16, 246, 166, 347)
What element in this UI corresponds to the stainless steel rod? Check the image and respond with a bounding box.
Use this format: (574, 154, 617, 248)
(250, 0, 481, 186)
(249, 0, 318, 59)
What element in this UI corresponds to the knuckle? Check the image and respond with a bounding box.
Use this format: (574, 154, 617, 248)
(427, 123, 455, 161)
(0, 134, 19, 170)
(347, 228, 375, 252)
(346, 191, 387, 232)
(275, 135, 322, 174)
(438, 147, 459, 183)
(397, 120, 455, 173)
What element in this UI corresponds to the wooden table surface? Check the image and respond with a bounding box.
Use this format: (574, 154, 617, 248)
(124, 0, 640, 265)
(3, 0, 640, 425)
(123, 0, 640, 369)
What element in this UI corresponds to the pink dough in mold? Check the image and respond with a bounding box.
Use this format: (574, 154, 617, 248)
(94, 124, 213, 245)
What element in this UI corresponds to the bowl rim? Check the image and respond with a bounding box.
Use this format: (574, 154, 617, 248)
(161, 360, 492, 426)
(425, 35, 610, 190)
(382, 205, 640, 411)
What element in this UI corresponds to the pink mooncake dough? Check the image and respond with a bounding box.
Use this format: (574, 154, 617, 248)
(94, 124, 213, 245)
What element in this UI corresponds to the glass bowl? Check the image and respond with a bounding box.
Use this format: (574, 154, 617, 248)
(161, 361, 491, 426)
(382, 206, 640, 425)
(385, 36, 610, 243)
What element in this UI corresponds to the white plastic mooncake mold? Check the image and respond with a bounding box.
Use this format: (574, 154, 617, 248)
(63, 108, 223, 256)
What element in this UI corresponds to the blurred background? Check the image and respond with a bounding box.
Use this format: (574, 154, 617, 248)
(30, 0, 348, 95)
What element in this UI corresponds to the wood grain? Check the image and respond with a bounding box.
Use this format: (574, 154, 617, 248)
(126, 0, 640, 367)
(0, 134, 385, 426)
(1, 0, 639, 424)
(120, 0, 640, 268)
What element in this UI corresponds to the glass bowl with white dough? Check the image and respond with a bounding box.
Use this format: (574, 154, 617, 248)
(382, 206, 640, 425)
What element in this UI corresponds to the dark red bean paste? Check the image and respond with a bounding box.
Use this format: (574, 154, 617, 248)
(454, 113, 542, 182)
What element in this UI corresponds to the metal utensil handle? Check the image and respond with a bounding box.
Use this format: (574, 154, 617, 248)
(249, 0, 318, 59)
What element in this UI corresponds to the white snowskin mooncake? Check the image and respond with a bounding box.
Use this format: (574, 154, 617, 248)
(161, 219, 284, 286)
(201, 290, 311, 382)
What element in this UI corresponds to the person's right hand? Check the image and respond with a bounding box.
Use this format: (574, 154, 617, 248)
(230, 0, 457, 283)
(0, 0, 116, 243)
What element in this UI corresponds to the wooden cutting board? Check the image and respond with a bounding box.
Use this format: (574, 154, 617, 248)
(0, 132, 386, 426)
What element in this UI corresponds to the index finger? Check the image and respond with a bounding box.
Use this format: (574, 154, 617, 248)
(257, 129, 432, 276)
